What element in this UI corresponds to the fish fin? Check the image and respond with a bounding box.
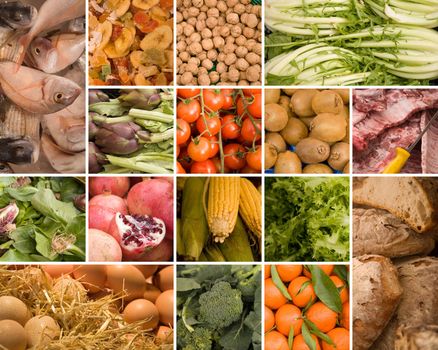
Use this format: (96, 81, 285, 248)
(15, 34, 32, 71)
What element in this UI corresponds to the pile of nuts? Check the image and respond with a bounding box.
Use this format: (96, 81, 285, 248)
(176, 0, 262, 86)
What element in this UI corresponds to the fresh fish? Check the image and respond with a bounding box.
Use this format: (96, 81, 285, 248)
(0, 1, 37, 46)
(59, 60, 85, 86)
(16, 0, 85, 66)
(42, 115, 85, 152)
(64, 17, 85, 33)
(0, 61, 81, 114)
(27, 33, 85, 73)
(0, 103, 40, 164)
(0, 163, 13, 173)
(41, 133, 85, 173)
(45, 88, 85, 118)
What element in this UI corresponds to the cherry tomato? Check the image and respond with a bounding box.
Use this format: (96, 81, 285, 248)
(178, 88, 200, 99)
(204, 134, 219, 158)
(133, 12, 159, 33)
(177, 161, 186, 174)
(223, 143, 246, 170)
(203, 89, 224, 112)
(211, 157, 231, 173)
(191, 159, 217, 174)
(243, 88, 261, 96)
(178, 148, 192, 171)
(221, 114, 241, 140)
(177, 99, 201, 123)
(245, 146, 262, 171)
(241, 164, 260, 174)
(187, 137, 211, 162)
(176, 118, 191, 145)
(221, 89, 234, 110)
(241, 118, 261, 143)
(236, 96, 245, 117)
(247, 93, 262, 118)
(196, 113, 221, 136)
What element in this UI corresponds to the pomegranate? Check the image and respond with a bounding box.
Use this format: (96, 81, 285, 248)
(135, 238, 173, 261)
(108, 213, 166, 260)
(88, 205, 116, 233)
(89, 177, 130, 197)
(127, 179, 173, 234)
(88, 229, 122, 261)
(89, 193, 127, 214)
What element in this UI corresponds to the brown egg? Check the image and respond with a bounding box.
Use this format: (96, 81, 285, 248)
(123, 299, 159, 330)
(143, 283, 161, 303)
(154, 266, 173, 291)
(156, 326, 172, 344)
(41, 265, 74, 278)
(134, 265, 158, 279)
(24, 316, 60, 347)
(0, 296, 30, 326)
(73, 265, 107, 293)
(0, 320, 26, 350)
(106, 265, 146, 302)
(155, 289, 173, 326)
(52, 277, 87, 303)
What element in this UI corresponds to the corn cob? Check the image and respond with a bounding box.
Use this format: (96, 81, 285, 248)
(218, 216, 254, 261)
(207, 177, 240, 243)
(239, 178, 261, 237)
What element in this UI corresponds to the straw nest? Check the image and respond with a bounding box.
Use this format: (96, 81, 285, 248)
(0, 266, 173, 350)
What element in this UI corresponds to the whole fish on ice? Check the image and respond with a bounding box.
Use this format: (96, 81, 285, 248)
(0, 61, 81, 114)
(27, 33, 85, 73)
(16, 0, 85, 66)
(0, 1, 37, 46)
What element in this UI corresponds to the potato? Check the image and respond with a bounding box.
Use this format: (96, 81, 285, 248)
(328, 142, 350, 171)
(278, 96, 295, 118)
(265, 132, 286, 153)
(311, 90, 344, 115)
(265, 89, 281, 104)
(274, 151, 302, 174)
(303, 164, 333, 174)
(264, 143, 278, 169)
(338, 105, 350, 120)
(343, 161, 349, 174)
(310, 113, 347, 143)
(279, 118, 308, 145)
(300, 117, 314, 128)
(282, 89, 298, 96)
(336, 89, 350, 104)
(290, 89, 318, 117)
(295, 137, 330, 164)
(265, 103, 288, 132)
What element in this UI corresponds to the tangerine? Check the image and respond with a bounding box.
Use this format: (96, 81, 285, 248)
(322, 327, 350, 350)
(340, 301, 349, 330)
(306, 301, 337, 333)
(275, 304, 303, 337)
(265, 306, 275, 332)
(330, 276, 348, 303)
(265, 278, 287, 310)
(303, 265, 334, 278)
(288, 276, 316, 308)
(265, 330, 289, 350)
(292, 334, 321, 350)
(265, 265, 271, 279)
(276, 265, 303, 282)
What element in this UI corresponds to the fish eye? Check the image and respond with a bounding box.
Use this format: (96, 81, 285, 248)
(34, 47, 40, 55)
(54, 93, 64, 103)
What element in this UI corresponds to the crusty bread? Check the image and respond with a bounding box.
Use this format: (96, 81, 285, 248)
(353, 177, 438, 233)
(353, 208, 435, 258)
(395, 325, 438, 350)
(373, 257, 438, 350)
(353, 255, 403, 350)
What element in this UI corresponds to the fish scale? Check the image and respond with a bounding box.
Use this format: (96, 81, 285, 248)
(0, 38, 21, 62)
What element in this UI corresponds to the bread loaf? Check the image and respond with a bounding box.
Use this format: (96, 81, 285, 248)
(353, 255, 403, 350)
(353, 177, 438, 233)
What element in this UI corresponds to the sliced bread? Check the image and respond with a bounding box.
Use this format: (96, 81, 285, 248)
(353, 177, 438, 233)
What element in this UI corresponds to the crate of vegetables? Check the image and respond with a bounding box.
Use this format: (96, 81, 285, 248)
(177, 88, 262, 174)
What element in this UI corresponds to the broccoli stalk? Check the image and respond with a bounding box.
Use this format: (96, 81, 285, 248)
(233, 265, 262, 300)
(199, 281, 244, 330)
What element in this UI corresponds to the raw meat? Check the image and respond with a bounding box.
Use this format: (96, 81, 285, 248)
(353, 89, 386, 115)
(421, 111, 438, 173)
(353, 89, 438, 151)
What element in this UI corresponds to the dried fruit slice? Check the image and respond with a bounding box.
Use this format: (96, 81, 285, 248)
(109, 213, 166, 260)
(140, 25, 172, 51)
(133, 0, 159, 10)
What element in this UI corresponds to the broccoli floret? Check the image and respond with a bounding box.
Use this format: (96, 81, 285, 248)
(233, 266, 261, 299)
(199, 281, 243, 330)
(177, 319, 213, 350)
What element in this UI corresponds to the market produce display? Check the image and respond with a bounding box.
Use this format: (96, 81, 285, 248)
(177, 177, 261, 262)
(177, 264, 261, 350)
(265, 177, 350, 262)
(176, 0, 262, 85)
(0, 0, 85, 173)
(265, 264, 350, 350)
(89, 89, 174, 174)
(88, 176, 173, 262)
(0, 264, 173, 350)
(177, 88, 262, 174)
(264, 89, 350, 174)
(0, 177, 85, 262)
(265, 0, 438, 85)
(352, 177, 438, 349)
(88, 0, 173, 86)
(353, 88, 438, 173)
